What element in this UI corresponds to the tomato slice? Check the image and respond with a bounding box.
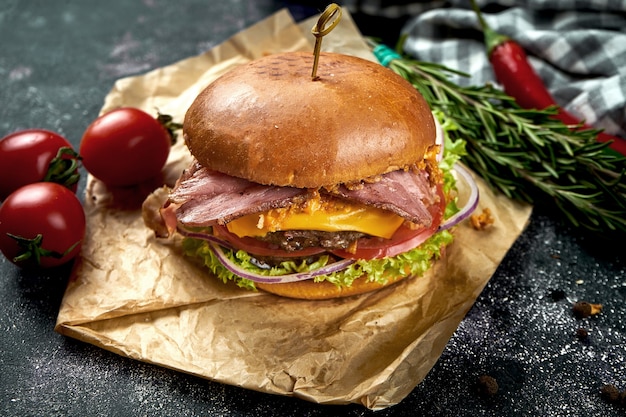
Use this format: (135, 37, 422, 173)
(331, 183, 446, 260)
(331, 221, 439, 260)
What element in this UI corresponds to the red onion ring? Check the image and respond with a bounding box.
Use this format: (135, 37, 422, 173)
(439, 163, 480, 231)
(207, 242, 355, 284)
(177, 226, 235, 249)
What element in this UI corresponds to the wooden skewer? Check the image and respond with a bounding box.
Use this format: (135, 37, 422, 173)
(310, 3, 342, 80)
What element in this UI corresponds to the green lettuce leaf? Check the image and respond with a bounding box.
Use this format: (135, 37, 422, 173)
(182, 229, 454, 290)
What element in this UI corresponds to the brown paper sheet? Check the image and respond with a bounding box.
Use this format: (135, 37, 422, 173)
(55, 8, 533, 410)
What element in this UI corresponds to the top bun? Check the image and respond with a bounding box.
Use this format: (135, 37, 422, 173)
(183, 52, 435, 188)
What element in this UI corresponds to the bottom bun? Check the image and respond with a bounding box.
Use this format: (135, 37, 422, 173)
(256, 274, 410, 300)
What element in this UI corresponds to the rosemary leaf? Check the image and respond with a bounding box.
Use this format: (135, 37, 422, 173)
(382, 48, 626, 234)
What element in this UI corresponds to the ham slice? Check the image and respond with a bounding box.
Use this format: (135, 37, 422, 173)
(333, 170, 437, 227)
(167, 160, 436, 229)
(170, 162, 304, 227)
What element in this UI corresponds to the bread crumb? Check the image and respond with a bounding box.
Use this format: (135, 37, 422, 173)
(572, 301, 603, 319)
(575, 328, 589, 340)
(600, 384, 624, 406)
(476, 374, 499, 397)
(470, 208, 494, 230)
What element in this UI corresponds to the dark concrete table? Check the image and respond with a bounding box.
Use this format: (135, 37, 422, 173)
(1, 1, 624, 416)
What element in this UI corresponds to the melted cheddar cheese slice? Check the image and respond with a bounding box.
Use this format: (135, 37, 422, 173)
(226, 193, 404, 239)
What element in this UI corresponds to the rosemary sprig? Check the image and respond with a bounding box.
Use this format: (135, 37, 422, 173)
(372, 42, 626, 234)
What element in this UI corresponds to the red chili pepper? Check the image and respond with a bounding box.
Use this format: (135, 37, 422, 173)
(471, 0, 626, 156)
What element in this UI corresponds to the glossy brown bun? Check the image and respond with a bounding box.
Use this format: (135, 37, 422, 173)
(183, 51, 436, 188)
(256, 274, 408, 300)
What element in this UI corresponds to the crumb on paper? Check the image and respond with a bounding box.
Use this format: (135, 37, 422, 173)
(470, 208, 494, 230)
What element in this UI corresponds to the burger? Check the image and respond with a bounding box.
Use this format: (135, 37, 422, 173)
(142, 51, 477, 300)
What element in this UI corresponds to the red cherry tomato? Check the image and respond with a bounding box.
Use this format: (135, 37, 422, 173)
(0, 182, 86, 268)
(79, 108, 173, 187)
(0, 129, 79, 200)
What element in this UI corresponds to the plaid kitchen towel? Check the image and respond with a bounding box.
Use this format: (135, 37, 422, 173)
(392, 0, 626, 139)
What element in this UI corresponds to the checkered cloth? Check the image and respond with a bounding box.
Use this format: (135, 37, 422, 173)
(394, 0, 626, 138)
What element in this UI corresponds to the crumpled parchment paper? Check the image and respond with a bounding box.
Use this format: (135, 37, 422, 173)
(55, 8, 533, 410)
